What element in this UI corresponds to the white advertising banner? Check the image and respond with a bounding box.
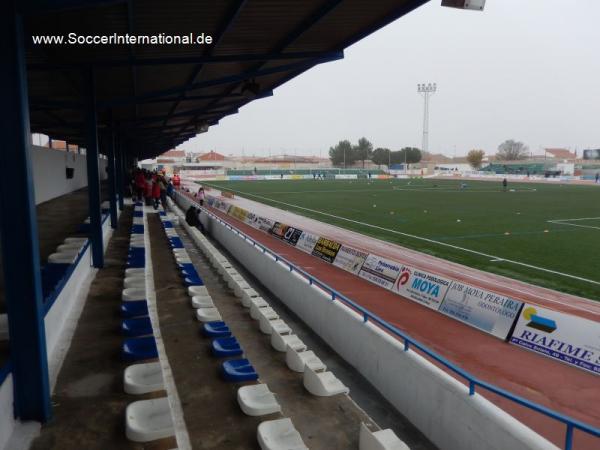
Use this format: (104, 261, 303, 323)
(295, 231, 320, 254)
(393, 266, 451, 310)
(438, 282, 522, 339)
(332, 245, 369, 275)
(510, 305, 600, 375)
(358, 255, 401, 290)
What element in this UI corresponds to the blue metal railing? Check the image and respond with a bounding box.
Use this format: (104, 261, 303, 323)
(177, 191, 600, 450)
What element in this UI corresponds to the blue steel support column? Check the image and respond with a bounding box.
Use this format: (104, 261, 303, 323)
(0, 5, 51, 421)
(115, 135, 125, 210)
(84, 69, 104, 267)
(105, 130, 118, 228)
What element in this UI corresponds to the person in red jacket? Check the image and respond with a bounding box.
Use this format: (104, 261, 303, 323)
(152, 176, 161, 209)
(134, 170, 145, 202)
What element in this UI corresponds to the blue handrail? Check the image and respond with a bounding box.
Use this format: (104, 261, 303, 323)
(177, 191, 600, 450)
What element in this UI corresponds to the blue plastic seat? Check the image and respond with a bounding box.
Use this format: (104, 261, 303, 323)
(122, 317, 153, 337)
(122, 336, 158, 361)
(133, 211, 144, 217)
(159, 211, 166, 217)
(40, 263, 71, 300)
(121, 300, 148, 318)
(177, 262, 196, 271)
(212, 337, 243, 357)
(163, 221, 173, 228)
(203, 321, 231, 338)
(221, 358, 258, 382)
(126, 260, 145, 269)
(180, 269, 200, 279)
(131, 224, 144, 234)
(184, 277, 204, 287)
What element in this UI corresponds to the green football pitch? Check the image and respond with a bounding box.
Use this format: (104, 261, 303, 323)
(200, 178, 600, 301)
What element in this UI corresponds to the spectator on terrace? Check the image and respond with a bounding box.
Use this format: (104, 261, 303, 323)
(197, 187, 206, 206)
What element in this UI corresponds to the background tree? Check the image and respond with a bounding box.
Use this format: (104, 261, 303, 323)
(496, 140, 529, 161)
(467, 149, 485, 169)
(328, 140, 353, 167)
(371, 147, 391, 167)
(392, 147, 422, 165)
(353, 137, 373, 169)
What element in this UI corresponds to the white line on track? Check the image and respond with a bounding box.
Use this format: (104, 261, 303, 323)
(203, 182, 600, 287)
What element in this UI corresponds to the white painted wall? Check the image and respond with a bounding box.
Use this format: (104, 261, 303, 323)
(173, 192, 559, 450)
(0, 212, 115, 450)
(31, 145, 108, 205)
(0, 375, 15, 450)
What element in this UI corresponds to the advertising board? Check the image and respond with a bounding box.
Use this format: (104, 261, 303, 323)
(311, 237, 341, 263)
(295, 231, 320, 254)
(358, 254, 401, 290)
(510, 304, 600, 375)
(393, 266, 450, 310)
(332, 245, 368, 275)
(438, 282, 522, 339)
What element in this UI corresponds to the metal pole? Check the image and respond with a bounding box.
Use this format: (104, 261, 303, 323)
(0, 5, 52, 422)
(84, 68, 104, 268)
(115, 134, 125, 210)
(105, 128, 118, 228)
(417, 83, 436, 155)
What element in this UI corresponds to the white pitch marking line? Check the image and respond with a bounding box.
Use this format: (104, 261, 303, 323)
(202, 182, 600, 288)
(548, 217, 600, 231)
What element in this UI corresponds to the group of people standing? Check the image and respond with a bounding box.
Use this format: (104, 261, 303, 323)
(131, 169, 173, 210)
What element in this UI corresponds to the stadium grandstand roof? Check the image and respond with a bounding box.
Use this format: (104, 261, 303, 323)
(21, 0, 428, 160)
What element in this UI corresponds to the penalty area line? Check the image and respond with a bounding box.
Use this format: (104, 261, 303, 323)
(201, 182, 600, 287)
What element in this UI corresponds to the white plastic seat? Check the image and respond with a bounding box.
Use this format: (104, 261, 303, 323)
(124, 362, 164, 395)
(237, 384, 281, 417)
(359, 422, 409, 450)
(257, 418, 307, 450)
(271, 333, 306, 353)
(125, 397, 174, 442)
(249, 300, 270, 319)
(195, 307, 222, 322)
(48, 252, 77, 264)
(191, 295, 214, 308)
(188, 285, 209, 297)
(64, 237, 87, 244)
(176, 256, 192, 264)
(227, 275, 246, 290)
(0, 314, 8, 341)
(124, 276, 146, 289)
(216, 263, 232, 275)
(286, 347, 326, 373)
(125, 268, 146, 277)
(233, 281, 251, 298)
(56, 243, 83, 253)
(267, 320, 291, 336)
(241, 289, 260, 307)
(122, 288, 146, 302)
(259, 316, 287, 335)
(255, 307, 278, 322)
(303, 366, 349, 397)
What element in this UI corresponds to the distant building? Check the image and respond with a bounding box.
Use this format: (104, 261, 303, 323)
(156, 149, 186, 164)
(544, 148, 576, 160)
(197, 150, 225, 162)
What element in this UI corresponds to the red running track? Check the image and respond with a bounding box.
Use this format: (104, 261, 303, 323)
(183, 191, 600, 450)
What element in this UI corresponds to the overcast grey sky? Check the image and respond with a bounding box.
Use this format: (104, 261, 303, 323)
(182, 0, 600, 158)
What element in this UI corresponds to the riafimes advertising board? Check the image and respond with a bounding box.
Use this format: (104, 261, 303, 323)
(510, 304, 600, 375)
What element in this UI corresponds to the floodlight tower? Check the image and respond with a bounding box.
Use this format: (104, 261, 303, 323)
(417, 83, 437, 154)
